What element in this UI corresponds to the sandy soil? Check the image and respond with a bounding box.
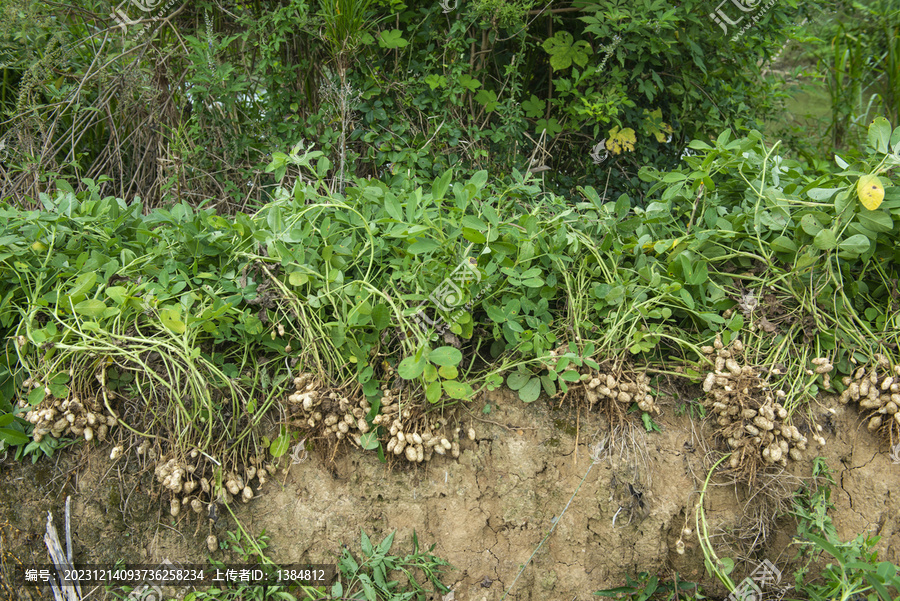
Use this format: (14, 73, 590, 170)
(2, 387, 899, 601)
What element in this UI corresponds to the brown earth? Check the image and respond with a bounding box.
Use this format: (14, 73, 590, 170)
(2, 387, 899, 601)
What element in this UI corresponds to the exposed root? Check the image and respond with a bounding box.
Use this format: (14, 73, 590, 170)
(699, 334, 819, 485)
(283, 368, 472, 465)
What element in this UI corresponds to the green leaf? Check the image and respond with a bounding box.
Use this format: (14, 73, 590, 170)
(507, 372, 531, 391)
(372, 304, 391, 330)
(558, 370, 581, 382)
(429, 346, 462, 367)
(461, 215, 487, 230)
(104, 286, 129, 305)
(769, 236, 798, 254)
(462, 228, 486, 244)
(288, 272, 309, 286)
(432, 169, 453, 201)
(535, 117, 563, 137)
(424, 74, 447, 90)
(541, 31, 591, 70)
(540, 375, 556, 397)
(468, 170, 488, 190)
(868, 116, 892, 153)
(408, 239, 440, 254)
(398, 355, 426, 380)
(359, 432, 380, 450)
(376, 531, 395, 554)
(269, 430, 290, 458)
(686, 261, 708, 285)
(856, 210, 894, 233)
(378, 30, 408, 49)
(813, 229, 837, 250)
(426, 380, 442, 403)
(474, 89, 498, 112)
(457, 74, 481, 92)
(438, 364, 458, 379)
(717, 557, 735, 576)
(0, 427, 29, 446)
(805, 533, 845, 562)
(807, 187, 839, 201)
(521, 95, 545, 119)
(69, 272, 97, 299)
(73, 299, 107, 319)
(442, 380, 470, 399)
(242, 315, 263, 335)
(160, 307, 186, 334)
(799, 214, 823, 235)
(423, 362, 438, 383)
(838, 234, 871, 257)
(518, 377, 541, 402)
(384, 192, 403, 221)
(359, 531, 374, 559)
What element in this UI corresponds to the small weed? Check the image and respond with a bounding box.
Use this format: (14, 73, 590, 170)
(594, 571, 706, 600)
(674, 396, 706, 420)
(639, 412, 661, 433)
(790, 459, 900, 600)
(219, 528, 271, 563)
(330, 530, 452, 601)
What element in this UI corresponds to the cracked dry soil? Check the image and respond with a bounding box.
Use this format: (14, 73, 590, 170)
(2, 388, 900, 600)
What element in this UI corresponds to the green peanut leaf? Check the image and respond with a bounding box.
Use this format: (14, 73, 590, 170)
(398, 355, 426, 380)
(518, 377, 541, 403)
(507, 372, 531, 391)
(426, 380, 442, 403)
(442, 380, 471, 399)
(359, 432, 380, 450)
(429, 346, 462, 367)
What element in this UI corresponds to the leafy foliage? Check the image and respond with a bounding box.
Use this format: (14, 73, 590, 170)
(3, 117, 899, 459)
(0, 0, 816, 207)
(595, 572, 705, 601)
(331, 530, 451, 601)
(790, 459, 900, 601)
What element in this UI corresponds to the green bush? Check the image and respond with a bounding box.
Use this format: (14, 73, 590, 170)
(0, 0, 819, 207)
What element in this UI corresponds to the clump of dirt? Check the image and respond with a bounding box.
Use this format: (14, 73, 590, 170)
(2, 385, 900, 601)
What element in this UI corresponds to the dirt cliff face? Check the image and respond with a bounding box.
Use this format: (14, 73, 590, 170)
(2, 387, 899, 601)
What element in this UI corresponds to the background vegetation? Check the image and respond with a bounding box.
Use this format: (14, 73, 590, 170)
(0, 0, 852, 208)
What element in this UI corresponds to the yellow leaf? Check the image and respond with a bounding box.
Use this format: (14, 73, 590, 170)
(643, 108, 674, 143)
(654, 124, 674, 143)
(857, 174, 885, 211)
(606, 126, 636, 154)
